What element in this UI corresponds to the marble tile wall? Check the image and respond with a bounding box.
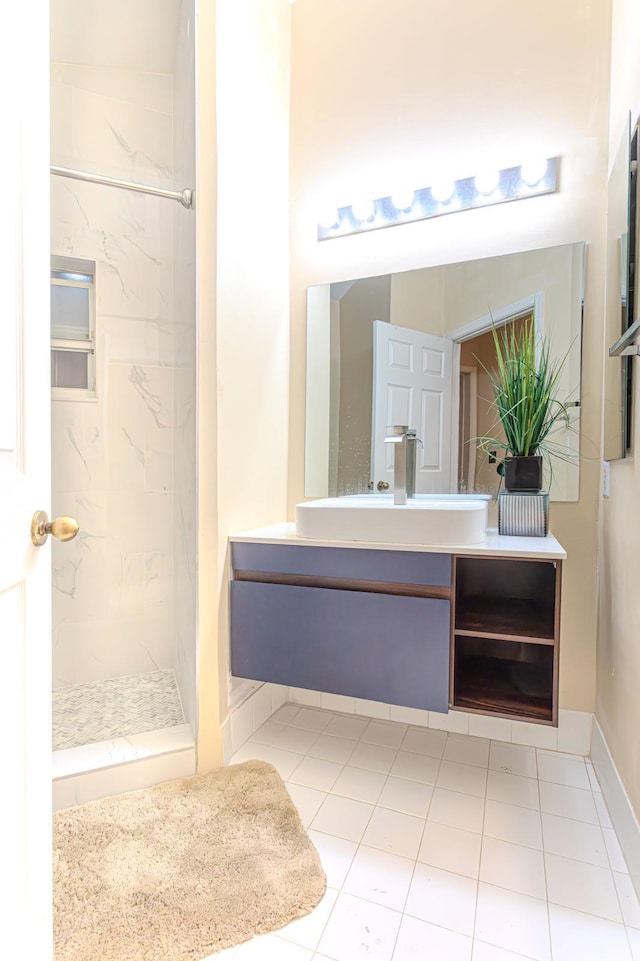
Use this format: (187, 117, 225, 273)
(51, 46, 196, 721)
(172, 0, 197, 731)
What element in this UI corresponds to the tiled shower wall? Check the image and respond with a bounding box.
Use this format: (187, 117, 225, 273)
(50, 36, 196, 732)
(172, 0, 197, 730)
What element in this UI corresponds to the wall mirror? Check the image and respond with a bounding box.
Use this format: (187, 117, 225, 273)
(305, 243, 586, 502)
(604, 114, 635, 460)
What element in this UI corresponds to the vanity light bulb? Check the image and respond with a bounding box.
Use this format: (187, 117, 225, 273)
(352, 199, 375, 221)
(391, 188, 415, 211)
(430, 180, 455, 203)
(520, 158, 548, 186)
(474, 169, 500, 195)
(318, 207, 339, 229)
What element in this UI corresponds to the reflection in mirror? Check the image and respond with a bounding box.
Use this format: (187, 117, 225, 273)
(305, 243, 586, 503)
(603, 114, 632, 461)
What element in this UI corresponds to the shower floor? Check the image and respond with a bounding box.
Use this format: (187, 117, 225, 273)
(53, 669, 185, 751)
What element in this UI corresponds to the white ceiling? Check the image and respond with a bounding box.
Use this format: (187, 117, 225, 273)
(51, 0, 182, 73)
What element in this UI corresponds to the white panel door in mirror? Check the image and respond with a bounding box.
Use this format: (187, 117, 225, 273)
(372, 321, 454, 492)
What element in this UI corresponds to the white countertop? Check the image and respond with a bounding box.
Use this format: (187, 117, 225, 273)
(229, 522, 567, 560)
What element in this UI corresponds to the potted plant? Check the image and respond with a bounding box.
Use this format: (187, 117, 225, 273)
(477, 317, 572, 492)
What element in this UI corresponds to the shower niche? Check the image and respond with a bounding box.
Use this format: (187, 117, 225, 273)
(50, 0, 198, 806)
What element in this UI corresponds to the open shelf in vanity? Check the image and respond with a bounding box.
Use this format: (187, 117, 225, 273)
(451, 555, 561, 724)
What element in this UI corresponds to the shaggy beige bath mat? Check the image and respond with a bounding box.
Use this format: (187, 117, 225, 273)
(53, 760, 326, 961)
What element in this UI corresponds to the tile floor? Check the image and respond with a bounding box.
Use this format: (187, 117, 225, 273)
(211, 704, 640, 961)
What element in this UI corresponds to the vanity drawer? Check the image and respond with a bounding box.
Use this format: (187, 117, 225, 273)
(231, 543, 452, 587)
(230, 581, 450, 712)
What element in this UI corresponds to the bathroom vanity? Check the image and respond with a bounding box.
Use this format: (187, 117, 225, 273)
(229, 525, 565, 726)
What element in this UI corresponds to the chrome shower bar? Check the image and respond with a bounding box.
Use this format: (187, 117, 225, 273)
(50, 165, 194, 209)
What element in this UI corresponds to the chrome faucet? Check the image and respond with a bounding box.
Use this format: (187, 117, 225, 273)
(384, 425, 418, 505)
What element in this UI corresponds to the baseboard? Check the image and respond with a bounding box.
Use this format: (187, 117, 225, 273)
(288, 687, 593, 754)
(223, 681, 290, 764)
(591, 717, 640, 901)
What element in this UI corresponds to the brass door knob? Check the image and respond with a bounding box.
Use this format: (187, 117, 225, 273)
(377, 481, 390, 491)
(31, 511, 79, 547)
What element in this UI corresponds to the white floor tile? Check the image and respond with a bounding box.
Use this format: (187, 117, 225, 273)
(418, 821, 482, 878)
(278, 886, 338, 951)
(538, 780, 598, 824)
(400, 726, 447, 758)
(231, 742, 302, 779)
(307, 829, 357, 889)
(270, 725, 321, 754)
(361, 806, 426, 859)
(541, 813, 608, 866)
(472, 941, 538, 961)
(437, 760, 488, 797)
(289, 755, 343, 792)
(405, 863, 478, 936)
(324, 715, 369, 740)
(361, 720, 407, 748)
(393, 914, 473, 961)
(604, 826, 630, 872)
(225, 702, 637, 961)
(536, 751, 590, 790)
(307, 734, 357, 764)
(234, 933, 314, 960)
(310, 794, 374, 843)
(545, 852, 622, 921)
(428, 787, 485, 834)
(251, 719, 291, 746)
(443, 734, 490, 768)
(474, 882, 551, 961)
(489, 743, 537, 779)
(479, 836, 546, 900)
(614, 872, 640, 928)
(486, 771, 540, 810)
(349, 741, 398, 774)
(343, 844, 415, 911)
(331, 765, 386, 804)
(389, 750, 440, 784)
(377, 776, 434, 818)
(285, 782, 327, 827)
(548, 903, 632, 961)
(628, 925, 640, 959)
(291, 708, 334, 732)
(317, 891, 402, 961)
(483, 799, 543, 850)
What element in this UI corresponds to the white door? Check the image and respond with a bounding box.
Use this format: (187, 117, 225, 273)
(372, 321, 454, 493)
(0, 3, 53, 956)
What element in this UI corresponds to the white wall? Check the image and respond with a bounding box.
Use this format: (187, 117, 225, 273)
(597, 0, 640, 819)
(289, 0, 611, 713)
(215, 0, 291, 721)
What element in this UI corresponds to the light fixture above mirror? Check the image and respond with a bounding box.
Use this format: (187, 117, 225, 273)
(317, 158, 559, 241)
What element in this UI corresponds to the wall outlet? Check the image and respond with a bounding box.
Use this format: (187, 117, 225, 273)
(602, 460, 610, 498)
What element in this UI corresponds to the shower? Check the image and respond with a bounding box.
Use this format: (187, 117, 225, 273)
(50, 0, 198, 807)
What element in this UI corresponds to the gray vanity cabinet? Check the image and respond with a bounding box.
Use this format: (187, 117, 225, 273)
(230, 543, 452, 712)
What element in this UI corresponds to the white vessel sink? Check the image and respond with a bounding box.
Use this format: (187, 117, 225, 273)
(295, 495, 489, 547)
